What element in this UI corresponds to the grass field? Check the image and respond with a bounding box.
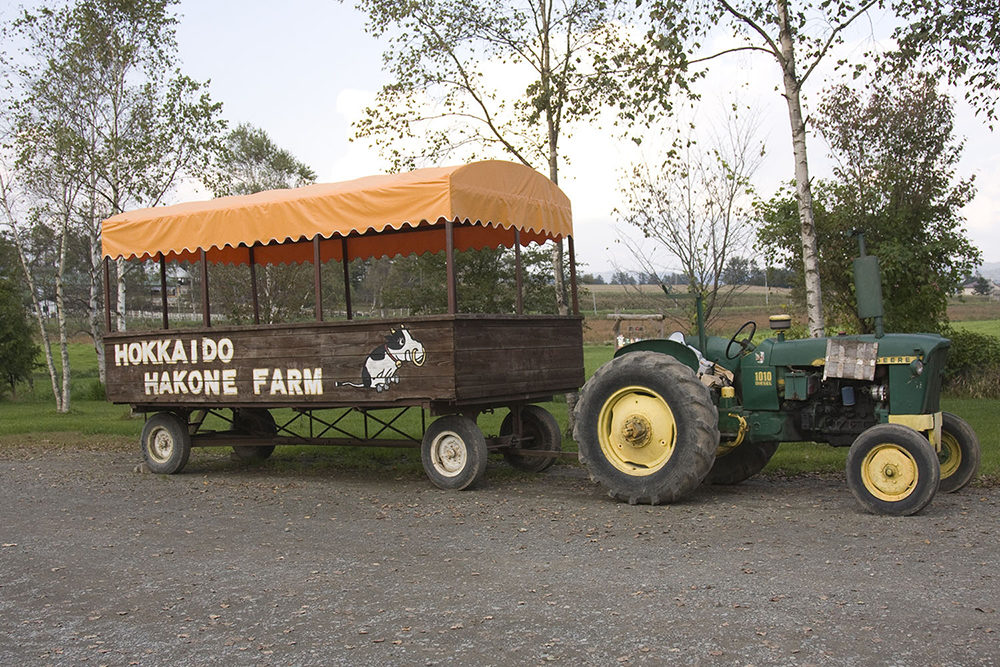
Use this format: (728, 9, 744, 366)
(951, 319, 1000, 336)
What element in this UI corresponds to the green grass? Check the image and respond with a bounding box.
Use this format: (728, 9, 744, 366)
(2, 340, 997, 481)
(951, 319, 1000, 337)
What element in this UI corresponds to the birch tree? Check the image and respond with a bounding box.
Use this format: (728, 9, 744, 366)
(646, 0, 881, 336)
(2, 0, 224, 385)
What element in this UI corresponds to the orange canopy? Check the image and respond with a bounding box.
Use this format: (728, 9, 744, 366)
(101, 160, 572, 264)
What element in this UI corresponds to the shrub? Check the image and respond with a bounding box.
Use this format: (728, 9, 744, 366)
(942, 329, 1000, 398)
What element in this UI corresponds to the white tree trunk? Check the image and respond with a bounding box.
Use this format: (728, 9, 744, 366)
(16, 237, 64, 411)
(116, 257, 127, 331)
(55, 221, 71, 412)
(777, 0, 824, 337)
(88, 223, 106, 384)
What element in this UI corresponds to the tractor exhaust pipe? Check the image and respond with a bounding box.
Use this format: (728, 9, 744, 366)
(852, 231, 885, 338)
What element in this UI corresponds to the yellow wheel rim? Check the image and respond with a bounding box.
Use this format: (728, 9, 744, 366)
(938, 431, 961, 480)
(861, 444, 919, 502)
(597, 386, 676, 476)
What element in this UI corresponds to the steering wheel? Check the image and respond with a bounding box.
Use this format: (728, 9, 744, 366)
(725, 320, 758, 359)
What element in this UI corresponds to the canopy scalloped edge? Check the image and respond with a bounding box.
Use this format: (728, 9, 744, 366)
(101, 161, 572, 265)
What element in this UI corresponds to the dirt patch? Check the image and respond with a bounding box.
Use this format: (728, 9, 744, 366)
(1, 442, 997, 665)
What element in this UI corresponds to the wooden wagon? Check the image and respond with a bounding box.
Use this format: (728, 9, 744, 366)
(101, 160, 585, 489)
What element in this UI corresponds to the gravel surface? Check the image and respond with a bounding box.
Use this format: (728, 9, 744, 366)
(1, 440, 997, 666)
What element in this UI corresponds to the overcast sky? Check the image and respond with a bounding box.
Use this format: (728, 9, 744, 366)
(16, 1, 1000, 274)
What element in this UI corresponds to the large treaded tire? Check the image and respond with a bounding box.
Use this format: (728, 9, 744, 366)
(846, 423, 939, 516)
(574, 351, 719, 504)
(938, 412, 980, 493)
(705, 441, 779, 485)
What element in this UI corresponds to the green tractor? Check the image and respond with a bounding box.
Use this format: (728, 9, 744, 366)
(575, 237, 980, 515)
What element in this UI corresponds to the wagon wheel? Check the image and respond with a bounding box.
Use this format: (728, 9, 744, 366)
(421, 415, 488, 491)
(937, 412, 980, 493)
(846, 423, 939, 516)
(704, 441, 779, 485)
(574, 351, 719, 505)
(501, 405, 562, 473)
(141, 412, 191, 474)
(231, 408, 277, 462)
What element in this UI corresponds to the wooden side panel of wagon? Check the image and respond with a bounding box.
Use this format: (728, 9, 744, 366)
(105, 318, 458, 409)
(452, 315, 584, 404)
(105, 314, 583, 412)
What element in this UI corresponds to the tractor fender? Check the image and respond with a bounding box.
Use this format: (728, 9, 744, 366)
(613, 339, 700, 375)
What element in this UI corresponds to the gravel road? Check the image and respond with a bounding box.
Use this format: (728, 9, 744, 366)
(1, 437, 997, 666)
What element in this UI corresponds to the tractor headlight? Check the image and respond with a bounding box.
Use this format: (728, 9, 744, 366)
(909, 359, 924, 377)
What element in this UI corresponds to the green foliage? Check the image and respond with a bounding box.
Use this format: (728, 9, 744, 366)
(891, 0, 1000, 126)
(941, 329, 1000, 398)
(5, 0, 225, 215)
(0, 277, 39, 397)
(211, 123, 317, 197)
(971, 276, 993, 296)
(757, 74, 981, 333)
(371, 246, 559, 316)
(354, 0, 668, 170)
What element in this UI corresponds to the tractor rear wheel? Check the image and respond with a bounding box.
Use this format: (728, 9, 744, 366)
(938, 412, 980, 493)
(846, 424, 939, 516)
(705, 441, 779, 485)
(574, 351, 719, 504)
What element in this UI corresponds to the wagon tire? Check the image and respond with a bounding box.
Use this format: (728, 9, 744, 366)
(705, 441, 779, 485)
(231, 408, 277, 462)
(501, 405, 562, 473)
(938, 412, 980, 493)
(421, 415, 488, 491)
(846, 424, 939, 516)
(574, 351, 719, 505)
(141, 412, 191, 474)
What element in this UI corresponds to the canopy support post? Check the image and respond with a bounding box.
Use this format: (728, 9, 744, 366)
(568, 235, 579, 316)
(159, 254, 169, 330)
(514, 229, 523, 315)
(341, 237, 352, 320)
(446, 219, 457, 314)
(103, 256, 112, 333)
(200, 249, 211, 327)
(249, 245, 260, 324)
(313, 235, 323, 322)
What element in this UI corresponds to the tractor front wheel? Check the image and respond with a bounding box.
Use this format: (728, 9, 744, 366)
(846, 424, 939, 516)
(938, 412, 980, 493)
(574, 351, 719, 504)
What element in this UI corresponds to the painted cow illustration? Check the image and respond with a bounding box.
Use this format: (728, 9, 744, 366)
(336, 326, 426, 392)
